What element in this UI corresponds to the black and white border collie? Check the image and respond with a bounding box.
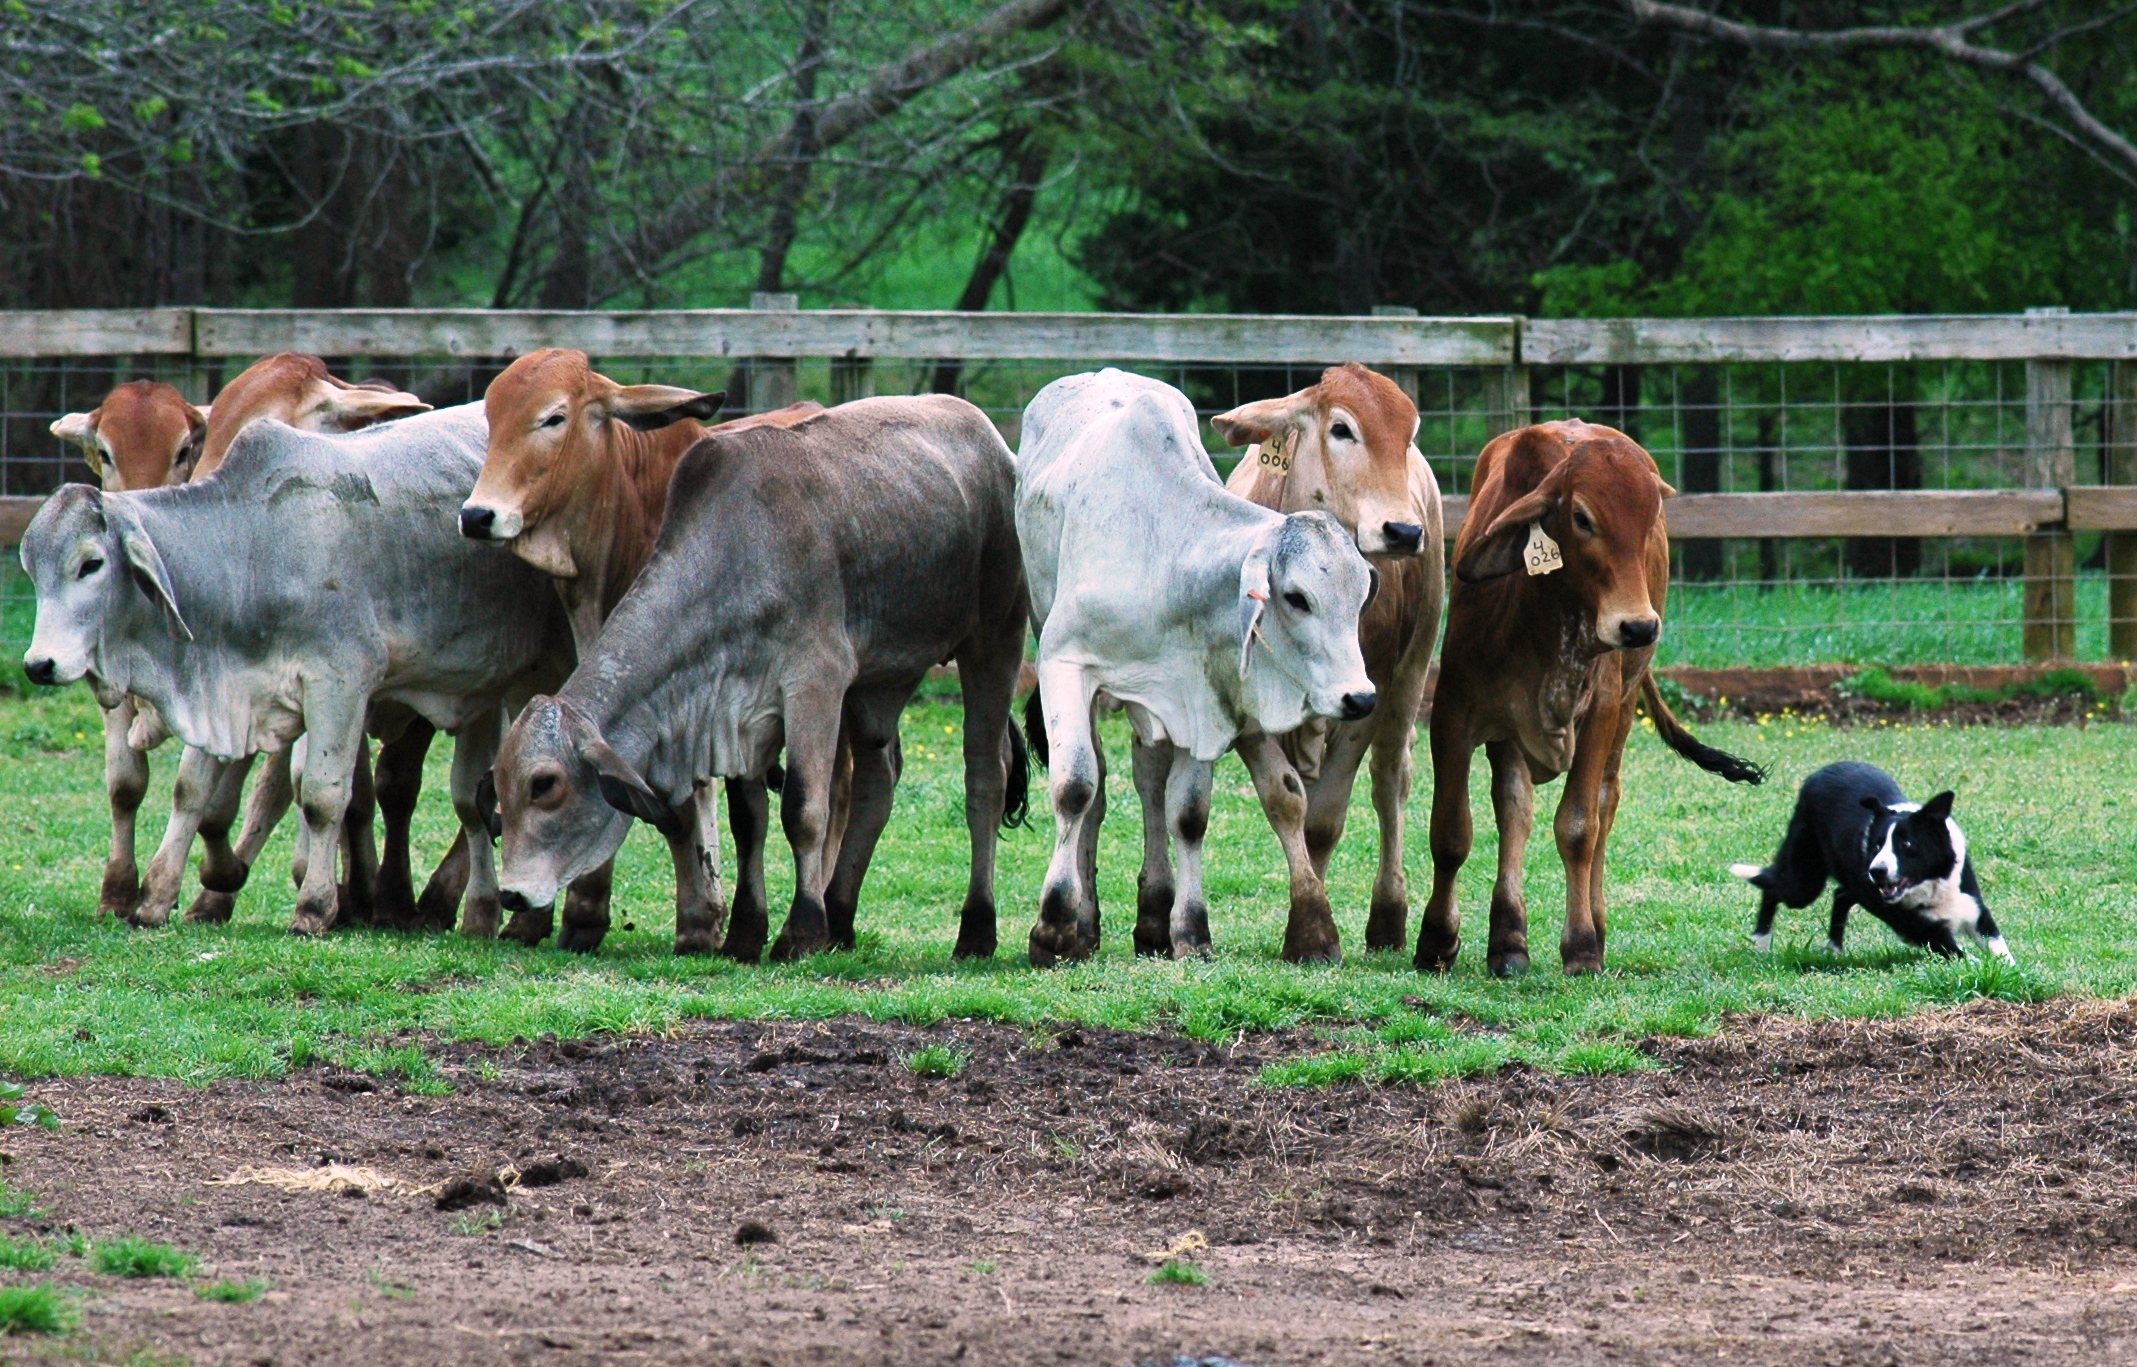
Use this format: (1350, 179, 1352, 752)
(1730, 761, 2010, 961)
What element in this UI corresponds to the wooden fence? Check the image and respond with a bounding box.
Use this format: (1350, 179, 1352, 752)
(5, 305, 2137, 660)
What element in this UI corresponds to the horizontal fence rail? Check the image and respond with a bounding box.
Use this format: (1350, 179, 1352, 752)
(4, 306, 2137, 668)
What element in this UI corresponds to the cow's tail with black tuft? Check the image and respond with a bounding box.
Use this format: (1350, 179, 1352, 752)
(1022, 688, 1049, 771)
(1000, 723, 1031, 830)
(1639, 673, 1766, 785)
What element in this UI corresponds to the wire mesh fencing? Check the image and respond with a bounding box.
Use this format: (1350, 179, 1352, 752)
(4, 311, 2134, 670)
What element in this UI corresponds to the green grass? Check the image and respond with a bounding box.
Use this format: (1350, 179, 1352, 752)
(902, 1045, 969, 1079)
(0, 1182, 41, 1220)
(0, 1283, 73, 1335)
(0, 681, 2132, 1090)
(0, 1233, 55, 1271)
(194, 1278, 268, 1303)
(1148, 1259, 1210, 1287)
(89, 1236, 198, 1279)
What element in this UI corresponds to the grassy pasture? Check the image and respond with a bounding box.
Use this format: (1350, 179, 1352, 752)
(0, 678, 2133, 1092)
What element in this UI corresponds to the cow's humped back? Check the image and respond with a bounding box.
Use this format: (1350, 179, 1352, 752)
(195, 404, 488, 509)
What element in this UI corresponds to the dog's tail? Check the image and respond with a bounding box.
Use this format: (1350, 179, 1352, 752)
(1640, 674, 1766, 785)
(1001, 723, 1031, 830)
(1022, 688, 1049, 770)
(1728, 862, 1772, 889)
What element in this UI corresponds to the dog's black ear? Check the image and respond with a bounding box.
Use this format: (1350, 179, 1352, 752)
(1920, 790, 1955, 820)
(1859, 795, 1885, 813)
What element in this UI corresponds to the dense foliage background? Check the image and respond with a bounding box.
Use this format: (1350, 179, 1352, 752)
(3, 0, 2133, 317)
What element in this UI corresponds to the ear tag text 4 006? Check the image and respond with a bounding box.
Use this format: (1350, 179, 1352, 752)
(1257, 429, 1294, 474)
(1524, 522, 1563, 576)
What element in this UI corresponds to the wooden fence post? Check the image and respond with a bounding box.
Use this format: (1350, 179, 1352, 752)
(2111, 359, 2137, 659)
(1480, 314, 1529, 441)
(2024, 307, 2075, 662)
(831, 351, 874, 405)
(746, 292, 799, 412)
(1372, 306, 1420, 405)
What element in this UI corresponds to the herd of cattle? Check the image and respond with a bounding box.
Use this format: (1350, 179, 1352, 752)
(21, 351, 1765, 976)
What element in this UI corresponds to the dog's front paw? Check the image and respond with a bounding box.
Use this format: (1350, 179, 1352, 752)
(1750, 932, 1772, 954)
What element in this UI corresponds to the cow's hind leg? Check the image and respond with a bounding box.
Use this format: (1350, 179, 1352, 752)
(768, 686, 848, 962)
(1363, 716, 1416, 953)
(100, 698, 149, 918)
(656, 783, 722, 957)
(721, 778, 772, 963)
(953, 628, 1022, 961)
(446, 710, 506, 940)
(231, 747, 295, 894)
(1163, 750, 1216, 959)
(1239, 734, 1337, 964)
(335, 740, 380, 926)
(552, 860, 617, 954)
(135, 746, 234, 928)
(184, 754, 258, 924)
(370, 719, 435, 929)
(1554, 692, 1625, 976)
(1131, 736, 1178, 957)
(1416, 717, 1477, 972)
(1031, 663, 1103, 966)
(824, 689, 910, 954)
(414, 832, 472, 931)
(1484, 740, 1535, 977)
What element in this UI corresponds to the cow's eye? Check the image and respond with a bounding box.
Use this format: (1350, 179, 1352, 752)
(1283, 590, 1310, 612)
(1330, 421, 1355, 442)
(540, 412, 567, 430)
(76, 557, 103, 580)
(1572, 507, 1596, 537)
(530, 774, 559, 802)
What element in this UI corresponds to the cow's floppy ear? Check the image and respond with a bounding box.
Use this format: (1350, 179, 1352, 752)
(608, 385, 726, 432)
(1454, 488, 1554, 583)
(563, 707, 684, 841)
(1238, 524, 1278, 676)
(1920, 790, 1955, 820)
(319, 377, 430, 430)
(51, 411, 107, 479)
(172, 408, 207, 480)
(102, 498, 191, 641)
(1212, 392, 1305, 448)
(1363, 564, 1381, 612)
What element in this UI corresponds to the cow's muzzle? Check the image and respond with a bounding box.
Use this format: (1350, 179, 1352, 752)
(459, 506, 498, 540)
(499, 888, 533, 913)
(1615, 617, 1660, 649)
(1339, 689, 1377, 721)
(23, 655, 57, 686)
(1381, 521, 1425, 554)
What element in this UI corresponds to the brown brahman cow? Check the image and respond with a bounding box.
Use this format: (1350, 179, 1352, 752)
(1418, 419, 1763, 977)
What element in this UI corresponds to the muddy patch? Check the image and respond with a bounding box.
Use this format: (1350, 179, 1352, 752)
(5, 1002, 2137, 1364)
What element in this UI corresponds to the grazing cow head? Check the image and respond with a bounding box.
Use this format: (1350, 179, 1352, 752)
(491, 694, 677, 912)
(461, 349, 725, 568)
(21, 485, 189, 698)
(1239, 510, 1380, 730)
(193, 354, 429, 478)
(1214, 362, 1427, 557)
(1454, 420, 1672, 654)
(50, 381, 206, 492)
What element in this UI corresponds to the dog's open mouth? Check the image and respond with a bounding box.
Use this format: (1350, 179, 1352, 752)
(1875, 876, 1916, 902)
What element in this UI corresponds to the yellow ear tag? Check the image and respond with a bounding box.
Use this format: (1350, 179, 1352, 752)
(1256, 429, 1294, 474)
(1523, 522, 1563, 576)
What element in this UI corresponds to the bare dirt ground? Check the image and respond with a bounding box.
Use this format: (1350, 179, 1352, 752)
(9, 1001, 2137, 1366)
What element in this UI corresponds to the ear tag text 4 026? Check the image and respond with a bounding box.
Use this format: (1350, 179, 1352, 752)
(1524, 522, 1563, 576)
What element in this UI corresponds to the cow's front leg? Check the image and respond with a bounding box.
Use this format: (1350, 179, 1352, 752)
(1582, 700, 1640, 969)
(447, 709, 506, 940)
(1363, 715, 1416, 953)
(134, 746, 234, 928)
(290, 706, 370, 938)
(1163, 750, 1216, 959)
(229, 747, 294, 899)
(769, 688, 847, 962)
(664, 782, 724, 957)
(1130, 735, 1178, 957)
(1554, 700, 1621, 976)
(185, 753, 259, 924)
(1484, 740, 1536, 977)
(1030, 664, 1103, 967)
(721, 777, 772, 963)
(552, 860, 616, 954)
(370, 720, 436, 929)
(413, 832, 472, 931)
(1416, 714, 1477, 973)
(100, 698, 149, 918)
(335, 739, 380, 926)
(1238, 733, 1337, 964)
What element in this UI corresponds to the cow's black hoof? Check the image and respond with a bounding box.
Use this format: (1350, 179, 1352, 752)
(1414, 931, 1460, 974)
(499, 905, 555, 947)
(557, 920, 607, 955)
(183, 890, 237, 924)
(1490, 952, 1530, 979)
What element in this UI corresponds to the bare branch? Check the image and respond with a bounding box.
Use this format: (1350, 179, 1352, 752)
(1624, 0, 2137, 181)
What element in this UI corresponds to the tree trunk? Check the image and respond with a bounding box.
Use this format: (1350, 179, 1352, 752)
(1601, 365, 1642, 443)
(1677, 368, 1723, 580)
(932, 129, 1048, 395)
(1842, 372, 1922, 579)
(754, 0, 832, 297)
